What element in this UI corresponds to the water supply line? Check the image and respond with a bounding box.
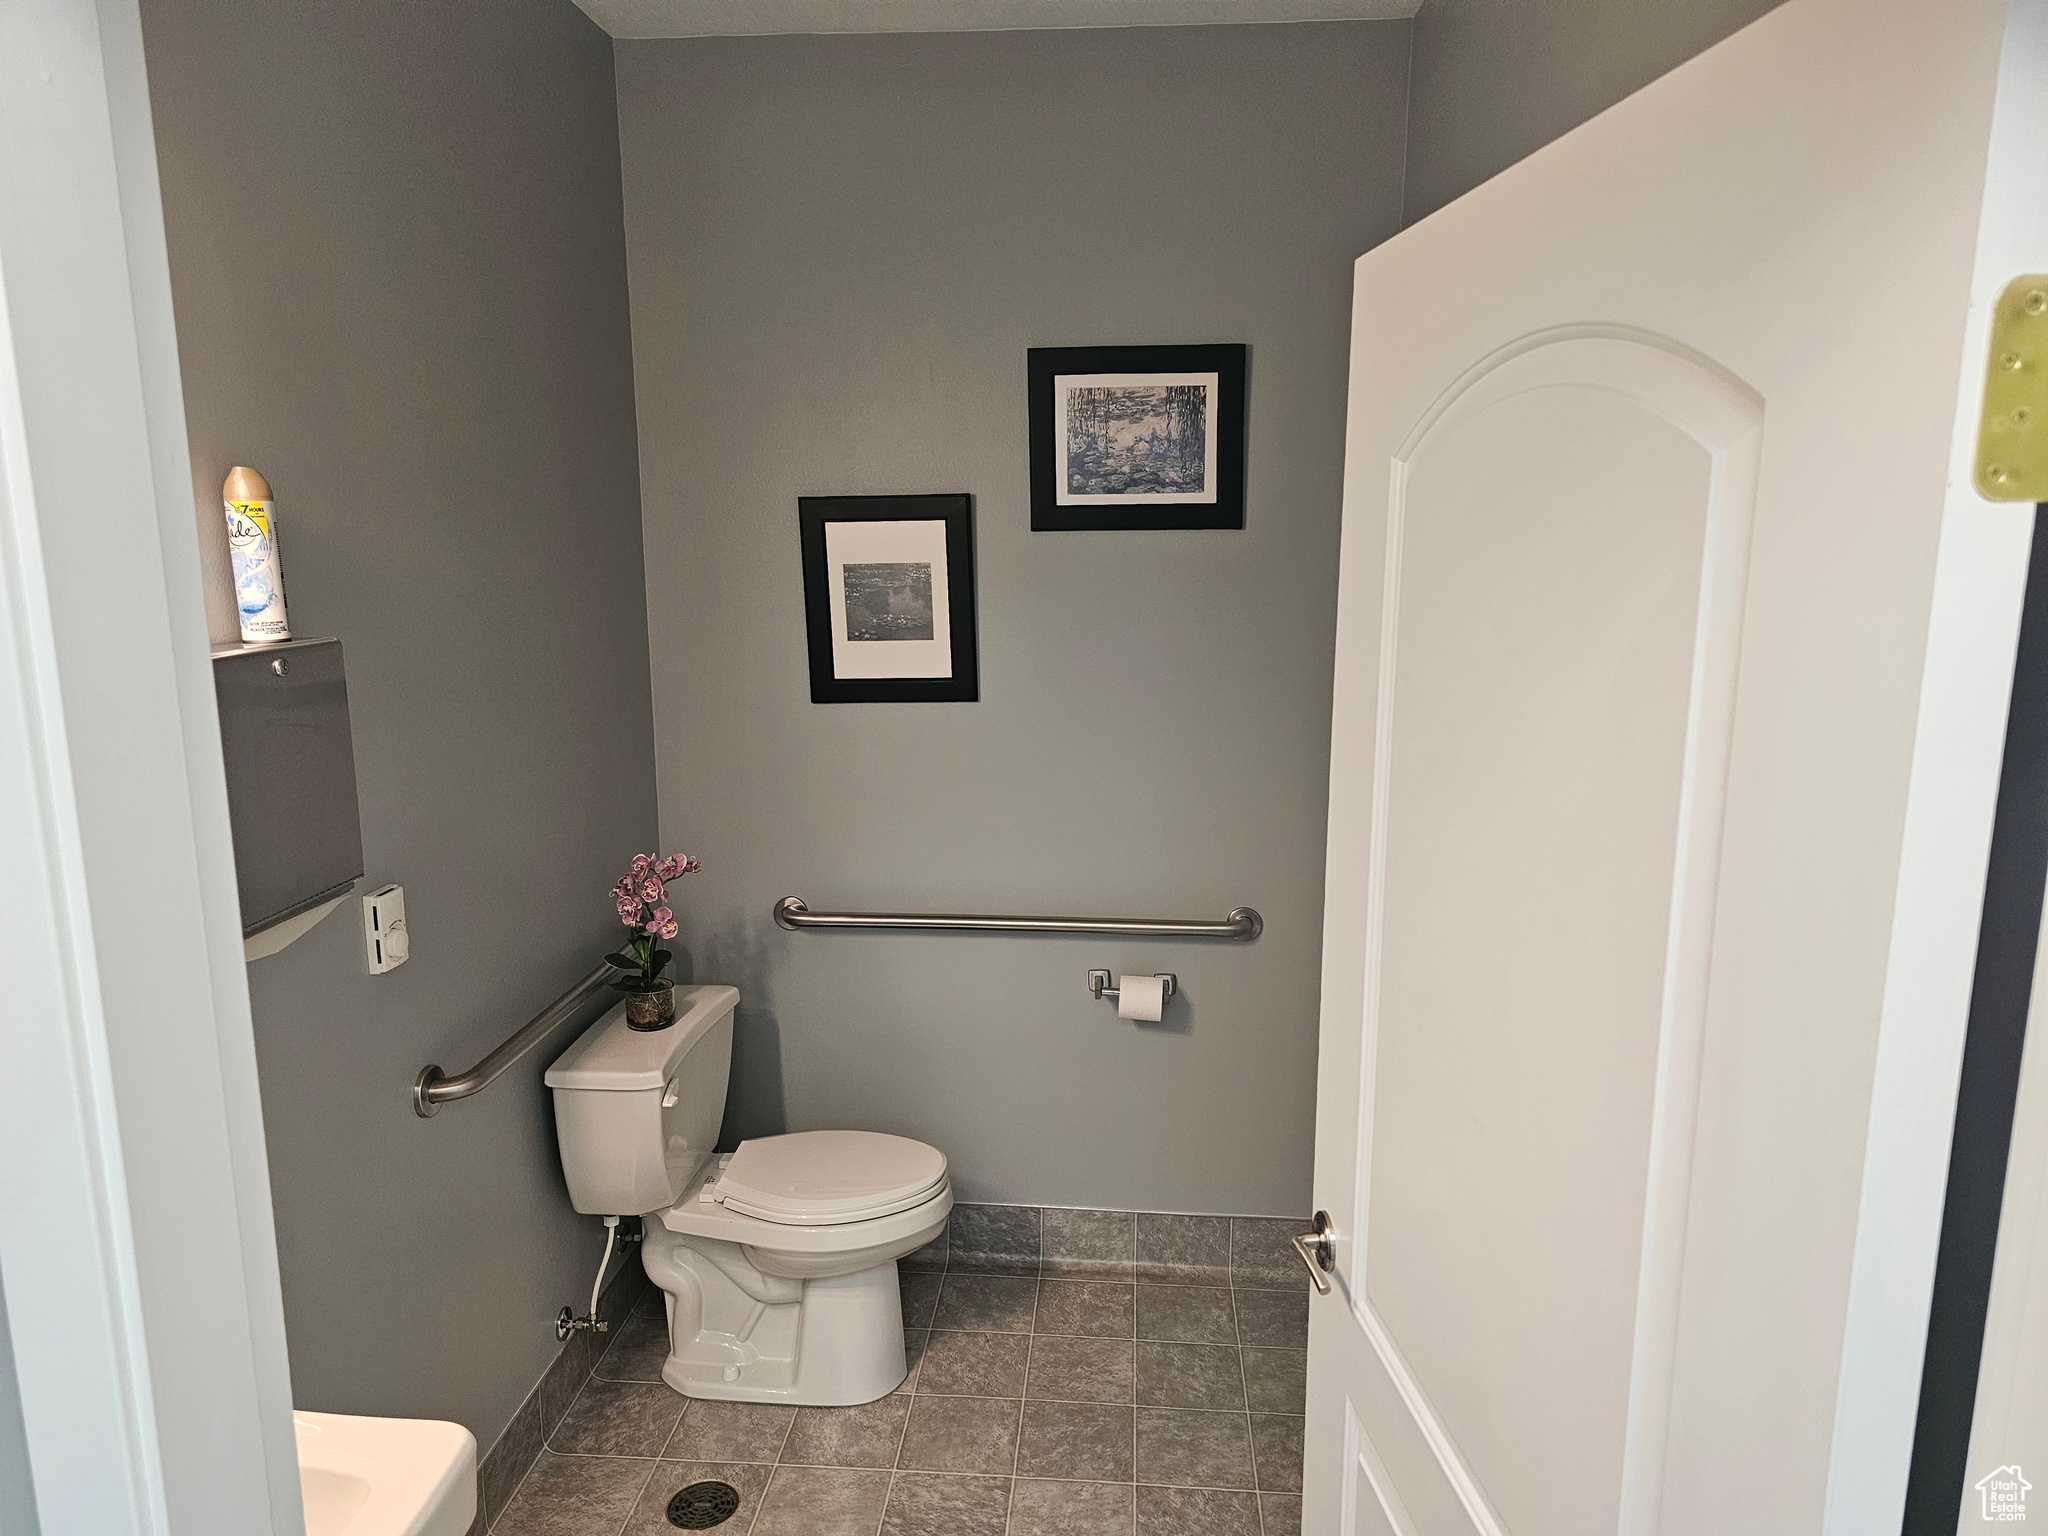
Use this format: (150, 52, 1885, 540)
(591, 1215, 619, 1323)
(555, 1215, 621, 1341)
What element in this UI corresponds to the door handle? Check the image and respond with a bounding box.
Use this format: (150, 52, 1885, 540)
(1292, 1211, 1335, 1295)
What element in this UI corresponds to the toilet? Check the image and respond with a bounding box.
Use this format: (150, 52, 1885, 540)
(544, 983, 951, 1406)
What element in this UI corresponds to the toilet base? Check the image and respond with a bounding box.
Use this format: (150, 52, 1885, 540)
(641, 1224, 907, 1406)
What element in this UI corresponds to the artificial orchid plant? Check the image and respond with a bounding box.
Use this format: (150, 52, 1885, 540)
(605, 852, 700, 994)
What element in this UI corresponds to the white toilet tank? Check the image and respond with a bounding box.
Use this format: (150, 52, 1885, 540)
(544, 983, 738, 1216)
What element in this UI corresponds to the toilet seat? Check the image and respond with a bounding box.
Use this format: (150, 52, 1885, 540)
(660, 1154, 951, 1261)
(713, 1131, 948, 1226)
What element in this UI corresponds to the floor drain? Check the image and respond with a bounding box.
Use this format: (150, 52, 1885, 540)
(667, 1481, 741, 1529)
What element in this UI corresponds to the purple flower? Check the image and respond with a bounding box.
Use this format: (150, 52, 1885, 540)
(611, 854, 695, 930)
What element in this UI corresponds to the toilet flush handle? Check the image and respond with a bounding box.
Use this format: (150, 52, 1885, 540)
(662, 1079, 679, 1108)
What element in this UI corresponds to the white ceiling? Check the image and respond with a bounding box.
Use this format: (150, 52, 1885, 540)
(574, 0, 1419, 40)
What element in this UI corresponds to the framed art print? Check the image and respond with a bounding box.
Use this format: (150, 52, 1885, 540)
(1028, 344, 1247, 530)
(798, 494, 979, 703)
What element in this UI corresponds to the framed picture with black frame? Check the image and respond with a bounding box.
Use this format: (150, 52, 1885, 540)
(1028, 343, 1247, 531)
(798, 494, 979, 704)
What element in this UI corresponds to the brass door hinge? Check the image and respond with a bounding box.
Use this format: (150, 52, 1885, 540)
(1976, 276, 2048, 500)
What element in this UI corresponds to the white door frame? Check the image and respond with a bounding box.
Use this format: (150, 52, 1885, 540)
(1825, 2, 2048, 1528)
(0, 0, 301, 1532)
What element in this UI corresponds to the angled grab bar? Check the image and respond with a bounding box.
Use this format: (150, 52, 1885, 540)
(413, 962, 617, 1118)
(772, 897, 1261, 941)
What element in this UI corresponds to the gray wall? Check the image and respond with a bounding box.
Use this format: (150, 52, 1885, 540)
(140, 0, 654, 1449)
(1403, 0, 1788, 223)
(0, 1276, 36, 1536)
(616, 22, 1411, 1216)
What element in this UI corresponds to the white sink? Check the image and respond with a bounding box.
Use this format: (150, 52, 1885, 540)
(294, 1411, 477, 1536)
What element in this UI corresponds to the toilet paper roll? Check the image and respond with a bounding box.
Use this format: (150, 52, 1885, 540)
(1117, 974, 1167, 1022)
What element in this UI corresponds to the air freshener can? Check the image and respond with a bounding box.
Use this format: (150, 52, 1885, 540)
(223, 465, 290, 644)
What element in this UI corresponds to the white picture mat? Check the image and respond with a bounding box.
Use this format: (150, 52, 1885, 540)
(825, 518, 954, 679)
(1055, 370, 1220, 505)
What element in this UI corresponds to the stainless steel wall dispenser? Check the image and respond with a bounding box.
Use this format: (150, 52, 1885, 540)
(212, 638, 364, 960)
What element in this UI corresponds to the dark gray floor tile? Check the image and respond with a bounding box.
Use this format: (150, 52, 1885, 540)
(1135, 1408, 1254, 1490)
(1233, 1287, 1308, 1349)
(880, 1471, 1012, 1536)
(478, 1389, 542, 1528)
(895, 1330, 930, 1395)
(902, 1231, 948, 1272)
(934, 1273, 1037, 1332)
(636, 1286, 666, 1321)
(1261, 1493, 1303, 1535)
(780, 1394, 912, 1468)
(1135, 1286, 1235, 1344)
(1042, 1208, 1135, 1280)
(1010, 1477, 1135, 1536)
(1035, 1280, 1134, 1338)
(1135, 1484, 1259, 1536)
(1016, 1400, 1134, 1482)
(1241, 1349, 1306, 1414)
(896, 1395, 1021, 1475)
(948, 1204, 1041, 1274)
(548, 1377, 686, 1457)
(752, 1465, 892, 1536)
(1134, 1216, 1231, 1287)
(462, 1502, 485, 1536)
(665, 1398, 796, 1462)
(623, 1460, 772, 1535)
(1229, 1218, 1306, 1289)
(1027, 1335, 1136, 1404)
(1136, 1343, 1244, 1410)
(900, 1269, 943, 1330)
(493, 1449, 653, 1536)
(918, 1329, 1032, 1397)
(1250, 1414, 1304, 1493)
(594, 1308, 671, 1384)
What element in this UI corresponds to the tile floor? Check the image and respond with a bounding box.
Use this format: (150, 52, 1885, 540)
(491, 1213, 1309, 1536)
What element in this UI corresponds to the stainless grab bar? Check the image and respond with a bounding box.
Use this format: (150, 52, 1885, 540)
(773, 896, 1262, 941)
(413, 962, 617, 1117)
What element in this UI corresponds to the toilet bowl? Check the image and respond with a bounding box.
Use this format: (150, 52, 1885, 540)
(644, 1136, 951, 1403)
(546, 985, 950, 1406)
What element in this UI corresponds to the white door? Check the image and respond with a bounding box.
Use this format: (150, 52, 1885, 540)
(1306, 1, 2048, 1532)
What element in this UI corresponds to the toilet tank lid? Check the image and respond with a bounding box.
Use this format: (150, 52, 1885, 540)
(544, 983, 739, 1091)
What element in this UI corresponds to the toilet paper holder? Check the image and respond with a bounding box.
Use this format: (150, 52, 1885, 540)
(1087, 969, 1177, 1004)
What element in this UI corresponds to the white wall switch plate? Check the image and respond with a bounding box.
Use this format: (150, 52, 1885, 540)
(363, 883, 409, 973)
